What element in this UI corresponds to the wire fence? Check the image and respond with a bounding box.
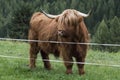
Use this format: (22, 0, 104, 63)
(0, 38, 120, 46)
(0, 54, 120, 68)
(0, 37, 120, 68)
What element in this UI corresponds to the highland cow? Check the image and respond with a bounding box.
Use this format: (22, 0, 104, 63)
(28, 9, 90, 75)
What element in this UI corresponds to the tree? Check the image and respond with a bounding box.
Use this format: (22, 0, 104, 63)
(7, 2, 33, 39)
(93, 19, 110, 51)
(108, 0, 115, 19)
(108, 16, 120, 52)
(0, 0, 119, 40)
(93, 17, 120, 52)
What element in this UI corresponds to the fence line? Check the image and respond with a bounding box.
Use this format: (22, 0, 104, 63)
(0, 55, 120, 68)
(0, 37, 120, 68)
(0, 38, 120, 47)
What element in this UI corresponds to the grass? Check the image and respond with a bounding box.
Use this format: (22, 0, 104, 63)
(0, 41, 120, 80)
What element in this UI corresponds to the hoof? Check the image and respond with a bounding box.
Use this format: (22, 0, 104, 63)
(79, 69, 85, 75)
(29, 64, 36, 69)
(66, 69, 73, 74)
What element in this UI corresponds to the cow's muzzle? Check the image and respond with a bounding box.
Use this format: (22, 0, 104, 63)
(58, 30, 67, 37)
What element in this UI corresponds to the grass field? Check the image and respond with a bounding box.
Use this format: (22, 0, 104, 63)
(0, 41, 120, 80)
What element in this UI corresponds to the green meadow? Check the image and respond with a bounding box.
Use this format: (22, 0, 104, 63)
(0, 41, 120, 80)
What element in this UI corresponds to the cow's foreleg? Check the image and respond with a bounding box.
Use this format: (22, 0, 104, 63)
(41, 50, 51, 70)
(75, 55, 85, 75)
(29, 43, 39, 69)
(63, 57, 73, 74)
(75, 45, 88, 75)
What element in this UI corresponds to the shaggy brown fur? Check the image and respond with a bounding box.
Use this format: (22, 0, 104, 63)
(28, 9, 89, 75)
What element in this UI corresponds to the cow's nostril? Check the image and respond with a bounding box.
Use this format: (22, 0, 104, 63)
(58, 30, 64, 36)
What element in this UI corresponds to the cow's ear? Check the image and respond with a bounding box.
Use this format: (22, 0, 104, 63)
(79, 17, 83, 22)
(55, 17, 59, 22)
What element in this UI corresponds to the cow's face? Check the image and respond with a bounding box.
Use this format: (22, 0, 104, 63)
(57, 16, 83, 39)
(57, 24, 77, 38)
(56, 10, 85, 39)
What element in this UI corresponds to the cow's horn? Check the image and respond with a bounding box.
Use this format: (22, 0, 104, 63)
(78, 10, 91, 17)
(40, 9, 60, 19)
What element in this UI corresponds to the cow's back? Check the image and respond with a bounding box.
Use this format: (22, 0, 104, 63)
(30, 12, 52, 32)
(29, 12, 59, 54)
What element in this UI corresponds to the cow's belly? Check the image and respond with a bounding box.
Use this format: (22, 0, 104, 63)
(38, 43, 58, 53)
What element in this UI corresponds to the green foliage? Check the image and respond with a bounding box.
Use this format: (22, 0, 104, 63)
(8, 2, 33, 39)
(93, 16, 120, 52)
(109, 16, 120, 42)
(94, 20, 109, 44)
(108, 16, 120, 52)
(93, 19, 110, 51)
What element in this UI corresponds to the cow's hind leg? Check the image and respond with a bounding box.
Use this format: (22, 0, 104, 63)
(40, 50, 51, 70)
(29, 42, 39, 69)
(28, 29, 39, 69)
